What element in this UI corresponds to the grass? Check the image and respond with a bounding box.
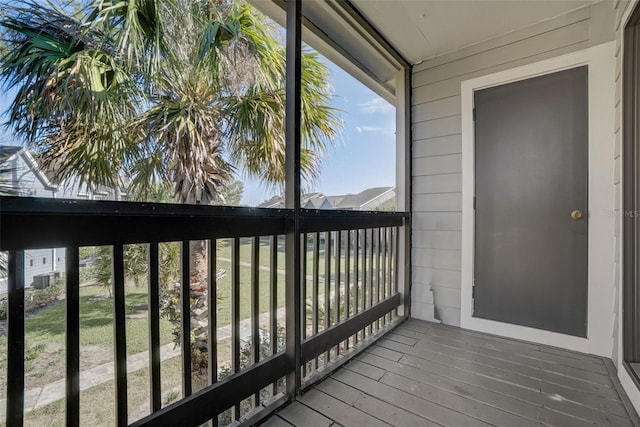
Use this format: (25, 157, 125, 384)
(0, 284, 175, 398)
(19, 357, 184, 427)
(216, 236, 351, 274)
(0, 237, 365, 425)
(12, 338, 243, 427)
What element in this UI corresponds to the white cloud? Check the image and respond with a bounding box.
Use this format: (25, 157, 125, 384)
(357, 97, 394, 115)
(355, 126, 384, 133)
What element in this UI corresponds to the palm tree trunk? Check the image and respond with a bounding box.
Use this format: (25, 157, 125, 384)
(189, 240, 208, 284)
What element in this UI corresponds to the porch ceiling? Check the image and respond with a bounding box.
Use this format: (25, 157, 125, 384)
(350, 0, 592, 65)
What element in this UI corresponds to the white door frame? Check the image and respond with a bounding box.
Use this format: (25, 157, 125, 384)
(460, 42, 616, 356)
(618, 0, 640, 409)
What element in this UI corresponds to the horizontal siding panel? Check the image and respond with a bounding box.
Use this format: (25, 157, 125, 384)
(413, 230, 462, 250)
(437, 306, 461, 326)
(412, 248, 462, 271)
(412, 301, 437, 322)
(413, 134, 462, 158)
(412, 96, 461, 122)
(414, 20, 590, 87)
(413, 174, 462, 194)
(432, 285, 462, 310)
(412, 41, 591, 105)
(413, 116, 461, 139)
(413, 284, 434, 304)
(412, 6, 591, 74)
(412, 212, 462, 231)
(412, 78, 461, 106)
(412, 266, 462, 289)
(413, 155, 462, 176)
(413, 193, 461, 212)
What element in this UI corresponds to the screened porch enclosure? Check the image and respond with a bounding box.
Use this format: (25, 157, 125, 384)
(4, 0, 640, 425)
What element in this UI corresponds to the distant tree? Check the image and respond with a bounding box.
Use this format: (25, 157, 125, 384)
(375, 198, 396, 212)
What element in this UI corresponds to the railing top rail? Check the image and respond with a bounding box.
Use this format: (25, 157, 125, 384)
(0, 196, 292, 218)
(0, 197, 410, 218)
(0, 196, 410, 251)
(300, 208, 409, 219)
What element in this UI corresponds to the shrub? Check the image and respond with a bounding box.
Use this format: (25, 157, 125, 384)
(25, 278, 63, 314)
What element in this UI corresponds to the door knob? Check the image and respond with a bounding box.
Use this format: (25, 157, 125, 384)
(570, 210, 584, 221)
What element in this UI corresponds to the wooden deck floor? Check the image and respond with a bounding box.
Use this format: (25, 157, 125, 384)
(263, 319, 640, 427)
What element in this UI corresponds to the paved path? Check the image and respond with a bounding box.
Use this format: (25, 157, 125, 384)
(218, 257, 324, 282)
(2, 275, 339, 418)
(1, 308, 287, 417)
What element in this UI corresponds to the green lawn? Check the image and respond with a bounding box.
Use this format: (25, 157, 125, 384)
(19, 357, 184, 427)
(0, 238, 368, 425)
(0, 284, 175, 399)
(216, 236, 355, 275)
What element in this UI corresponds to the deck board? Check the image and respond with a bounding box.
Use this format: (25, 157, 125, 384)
(262, 320, 639, 427)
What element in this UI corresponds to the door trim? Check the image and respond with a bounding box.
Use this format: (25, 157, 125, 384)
(621, 0, 640, 404)
(460, 42, 616, 356)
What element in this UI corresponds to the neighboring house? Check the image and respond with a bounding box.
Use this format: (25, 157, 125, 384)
(258, 192, 324, 209)
(261, 187, 396, 211)
(334, 186, 395, 210)
(0, 146, 119, 287)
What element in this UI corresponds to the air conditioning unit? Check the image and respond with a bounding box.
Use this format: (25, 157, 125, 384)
(32, 274, 50, 289)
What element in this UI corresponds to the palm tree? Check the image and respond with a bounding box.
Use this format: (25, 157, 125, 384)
(1, 0, 341, 375)
(0, 0, 340, 196)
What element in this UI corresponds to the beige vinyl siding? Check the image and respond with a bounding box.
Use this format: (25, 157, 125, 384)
(411, 2, 615, 326)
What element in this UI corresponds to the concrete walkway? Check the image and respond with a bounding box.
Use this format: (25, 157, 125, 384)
(218, 257, 324, 282)
(3, 274, 340, 418)
(2, 307, 287, 418)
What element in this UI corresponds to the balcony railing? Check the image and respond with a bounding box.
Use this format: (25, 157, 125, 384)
(0, 196, 410, 427)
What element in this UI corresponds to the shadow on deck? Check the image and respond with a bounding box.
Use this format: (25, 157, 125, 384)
(263, 319, 640, 427)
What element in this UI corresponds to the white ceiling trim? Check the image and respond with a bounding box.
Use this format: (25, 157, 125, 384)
(351, 0, 594, 65)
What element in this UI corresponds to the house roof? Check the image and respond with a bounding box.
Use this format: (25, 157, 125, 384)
(258, 192, 326, 209)
(324, 196, 345, 207)
(0, 145, 59, 190)
(335, 186, 393, 210)
(0, 146, 23, 163)
(259, 187, 395, 210)
(304, 197, 326, 209)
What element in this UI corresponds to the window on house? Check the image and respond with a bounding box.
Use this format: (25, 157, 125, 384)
(29, 260, 33, 267)
(42, 258, 46, 265)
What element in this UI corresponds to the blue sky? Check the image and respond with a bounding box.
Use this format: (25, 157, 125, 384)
(241, 60, 396, 205)
(0, 56, 396, 207)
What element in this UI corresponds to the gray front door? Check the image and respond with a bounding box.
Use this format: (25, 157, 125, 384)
(473, 66, 589, 337)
